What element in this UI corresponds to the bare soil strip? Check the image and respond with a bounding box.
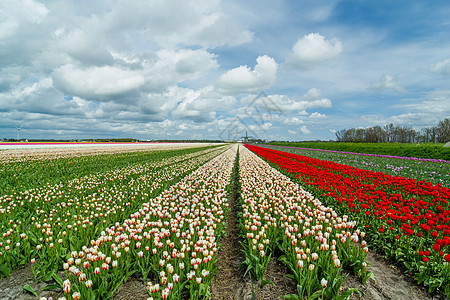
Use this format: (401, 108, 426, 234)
(0, 264, 64, 300)
(344, 250, 441, 300)
(210, 153, 246, 300)
(250, 259, 297, 300)
(114, 277, 148, 300)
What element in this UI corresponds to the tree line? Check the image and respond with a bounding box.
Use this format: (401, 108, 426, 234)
(335, 118, 450, 143)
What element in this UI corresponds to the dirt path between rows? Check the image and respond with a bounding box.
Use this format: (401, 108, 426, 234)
(344, 250, 443, 300)
(210, 155, 245, 300)
(0, 264, 64, 300)
(209, 152, 297, 300)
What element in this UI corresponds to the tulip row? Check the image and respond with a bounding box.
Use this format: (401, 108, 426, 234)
(239, 146, 371, 299)
(0, 143, 205, 163)
(246, 144, 450, 297)
(60, 145, 237, 300)
(0, 145, 227, 281)
(262, 145, 450, 187)
(0, 144, 220, 195)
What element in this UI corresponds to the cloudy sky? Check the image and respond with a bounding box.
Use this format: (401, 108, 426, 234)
(1, 0, 450, 141)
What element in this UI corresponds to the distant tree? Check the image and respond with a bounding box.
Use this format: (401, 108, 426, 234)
(420, 127, 433, 143)
(436, 118, 450, 143)
(335, 129, 346, 142)
(384, 123, 394, 143)
(366, 125, 385, 143)
(334, 118, 448, 143)
(354, 128, 365, 142)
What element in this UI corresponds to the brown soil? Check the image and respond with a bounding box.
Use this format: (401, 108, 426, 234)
(0, 264, 64, 300)
(114, 277, 149, 300)
(250, 258, 297, 300)
(343, 250, 444, 300)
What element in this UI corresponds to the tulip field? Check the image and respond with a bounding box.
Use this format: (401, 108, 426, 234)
(0, 142, 448, 299)
(262, 145, 450, 187)
(239, 147, 371, 299)
(246, 144, 450, 298)
(0, 143, 232, 299)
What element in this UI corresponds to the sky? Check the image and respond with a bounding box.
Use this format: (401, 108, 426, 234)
(1, 0, 450, 141)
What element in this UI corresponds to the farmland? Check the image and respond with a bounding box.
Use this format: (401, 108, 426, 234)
(247, 144, 450, 298)
(262, 144, 450, 187)
(0, 142, 448, 299)
(269, 142, 450, 161)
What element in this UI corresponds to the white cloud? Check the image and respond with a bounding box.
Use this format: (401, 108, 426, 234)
(152, 49, 219, 85)
(283, 117, 304, 125)
(310, 112, 326, 119)
(185, 11, 253, 48)
(0, 0, 48, 39)
(216, 55, 278, 94)
(300, 125, 311, 134)
(288, 129, 297, 135)
(58, 29, 114, 66)
(370, 75, 406, 92)
(430, 59, 450, 76)
(0, 0, 53, 69)
(248, 122, 272, 132)
(52, 65, 146, 101)
(287, 33, 343, 69)
(101, 0, 252, 48)
(8, 78, 52, 100)
(171, 86, 237, 122)
(51, 48, 219, 102)
(268, 89, 332, 113)
(0, 78, 100, 119)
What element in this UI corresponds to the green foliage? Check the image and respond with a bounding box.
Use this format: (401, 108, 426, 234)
(0, 264, 10, 279)
(23, 284, 37, 296)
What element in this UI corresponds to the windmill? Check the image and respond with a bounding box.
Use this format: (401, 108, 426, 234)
(241, 131, 253, 143)
(16, 125, 22, 141)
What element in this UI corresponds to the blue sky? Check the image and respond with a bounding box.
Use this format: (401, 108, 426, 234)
(0, 0, 449, 141)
